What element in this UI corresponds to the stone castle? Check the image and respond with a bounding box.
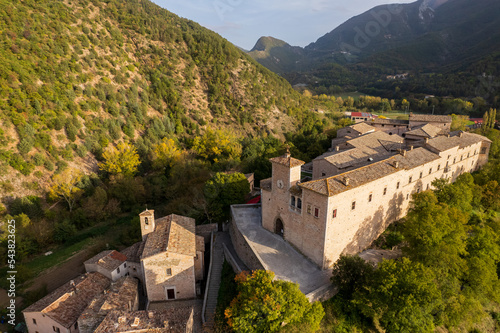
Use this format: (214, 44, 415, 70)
(261, 115, 491, 269)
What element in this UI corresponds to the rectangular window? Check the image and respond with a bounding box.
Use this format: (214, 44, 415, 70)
(33, 319, 37, 325)
(352, 201, 356, 210)
(166, 268, 172, 276)
(429, 168, 432, 174)
(124, 263, 127, 268)
(426, 184, 430, 190)
(332, 209, 337, 218)
(396, 182, 400, 189)
(409, 176, 412, 183)
(117, 267, 120, 274)
(314, 208, 319, 218)
(437, 165, 441, 170)
(419, 172, 423, 179)
(383, 188, 387, 195)
(290, 196, 296, 207)
(307, 205, 311, 214)
(406, 194, 409, 200)
(453, 157, 456, 164)
(74, 322, 78, 329)
(368, 194, 372, 202)
(297, 198, 302, 210)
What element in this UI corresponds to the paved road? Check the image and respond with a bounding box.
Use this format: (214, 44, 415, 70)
(232, 205, 331, 294)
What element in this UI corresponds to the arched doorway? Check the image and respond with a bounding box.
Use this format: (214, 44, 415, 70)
(275, 218, 284, 237)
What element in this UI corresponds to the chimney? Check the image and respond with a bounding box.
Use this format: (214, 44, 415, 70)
(424, 137, 429, 143)
(70, 280, 77, 294)
(344, 177, 350, 186)
(148, 311, 154, 319)
(459, 131, 463, 138)
(410, 146, 414, 150)
(393, 161, 399, 168)
(400, 149, 407, 157)
(335, 146, 340, 152)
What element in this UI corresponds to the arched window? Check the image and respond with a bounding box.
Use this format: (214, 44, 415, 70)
(297, 198, 302, 210)
(290, 196, 296, 207)
(144, 217, 148, 225)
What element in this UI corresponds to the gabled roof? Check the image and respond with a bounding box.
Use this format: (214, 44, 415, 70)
(349, 122, 377, 134)
(405, 124, 445, 138)
(409, 114, 452, 123)
(426, 132, 490, 152)
(23, 272, 110, 328)
(301, 148, 439, 197)
(139, 209, 154, 217)
(141, 214, 196, 259)
(84, 250, 127, 271)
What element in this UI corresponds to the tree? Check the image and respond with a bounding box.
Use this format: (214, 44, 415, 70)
(204, 172, 249, 223)
(99, 142, 141, 176)
(331, 255, 374, 300)
(225, 270, 324, 332)
(48, 168, 84, 212)
(151, 137, 183, 171)
(354, 258, 441, 333)
(401, 191, 469, 277)
(192, 129, 242, 163)
(450, 114, 469, 132)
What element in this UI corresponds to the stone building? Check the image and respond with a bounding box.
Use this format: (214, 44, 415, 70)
(84, 250, 129, 282)
(261, 130, 491, 269)
(77, 276, 139, 333)
(23, 272, 111, 333)
(139, 211, 205, 302)
(93, 308, 194, 333)
(366, 113, 452, 136)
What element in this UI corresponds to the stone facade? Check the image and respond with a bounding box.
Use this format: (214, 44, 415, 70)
(261, 131, 491, 269)
(142, 251, 196, 301)
(139, 212, 204, 302)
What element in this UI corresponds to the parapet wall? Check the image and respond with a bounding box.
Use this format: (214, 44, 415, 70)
(229, 205, 265, 271)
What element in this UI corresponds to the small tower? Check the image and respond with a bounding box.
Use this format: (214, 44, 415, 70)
(139, 209, 155, 240)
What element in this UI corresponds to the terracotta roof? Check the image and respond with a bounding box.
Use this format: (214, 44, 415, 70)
(269, 154, 305, 168)
(301, 148, 439, 196)
(406, 124, 445, 138)
(93, 308, 194, 333)
(78, 277, 138, 331)
(141, 214, 196, 259)
(84, 250, 127, 271)
(409, 114, 452, 123)
(23, 272, 110, 328)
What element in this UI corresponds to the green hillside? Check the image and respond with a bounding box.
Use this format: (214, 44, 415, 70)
(0, 0, 312, 193)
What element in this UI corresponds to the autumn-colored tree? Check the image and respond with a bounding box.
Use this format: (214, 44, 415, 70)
(48, 168, 84, 212)
(151, 137, 183, 170)
(225, 270, 324, 333)
(192, 129, 242, 163)
(450, 114, 469, 131)
(99, 142, 141, 176)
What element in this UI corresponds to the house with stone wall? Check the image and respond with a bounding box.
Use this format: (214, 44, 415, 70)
(139, 212, 205, 302)
(261, 130, 491, 269)
(23, 272, 111, 333)
(84, 250, 129, 282)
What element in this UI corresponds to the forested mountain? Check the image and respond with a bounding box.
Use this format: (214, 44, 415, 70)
(0, 0, 314, 194)
(248, 0, 500, 101)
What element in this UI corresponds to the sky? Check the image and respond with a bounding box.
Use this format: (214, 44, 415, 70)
(151, 0, 416, 50)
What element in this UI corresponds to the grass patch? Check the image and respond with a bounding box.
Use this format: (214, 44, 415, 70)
(214, 260, 238, 332)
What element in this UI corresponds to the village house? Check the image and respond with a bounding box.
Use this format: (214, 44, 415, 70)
(84, 250, 129, 282)
(261, 120, 490, 269)
(23, 272, 111, 333)
(139, 211, 205, 302)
